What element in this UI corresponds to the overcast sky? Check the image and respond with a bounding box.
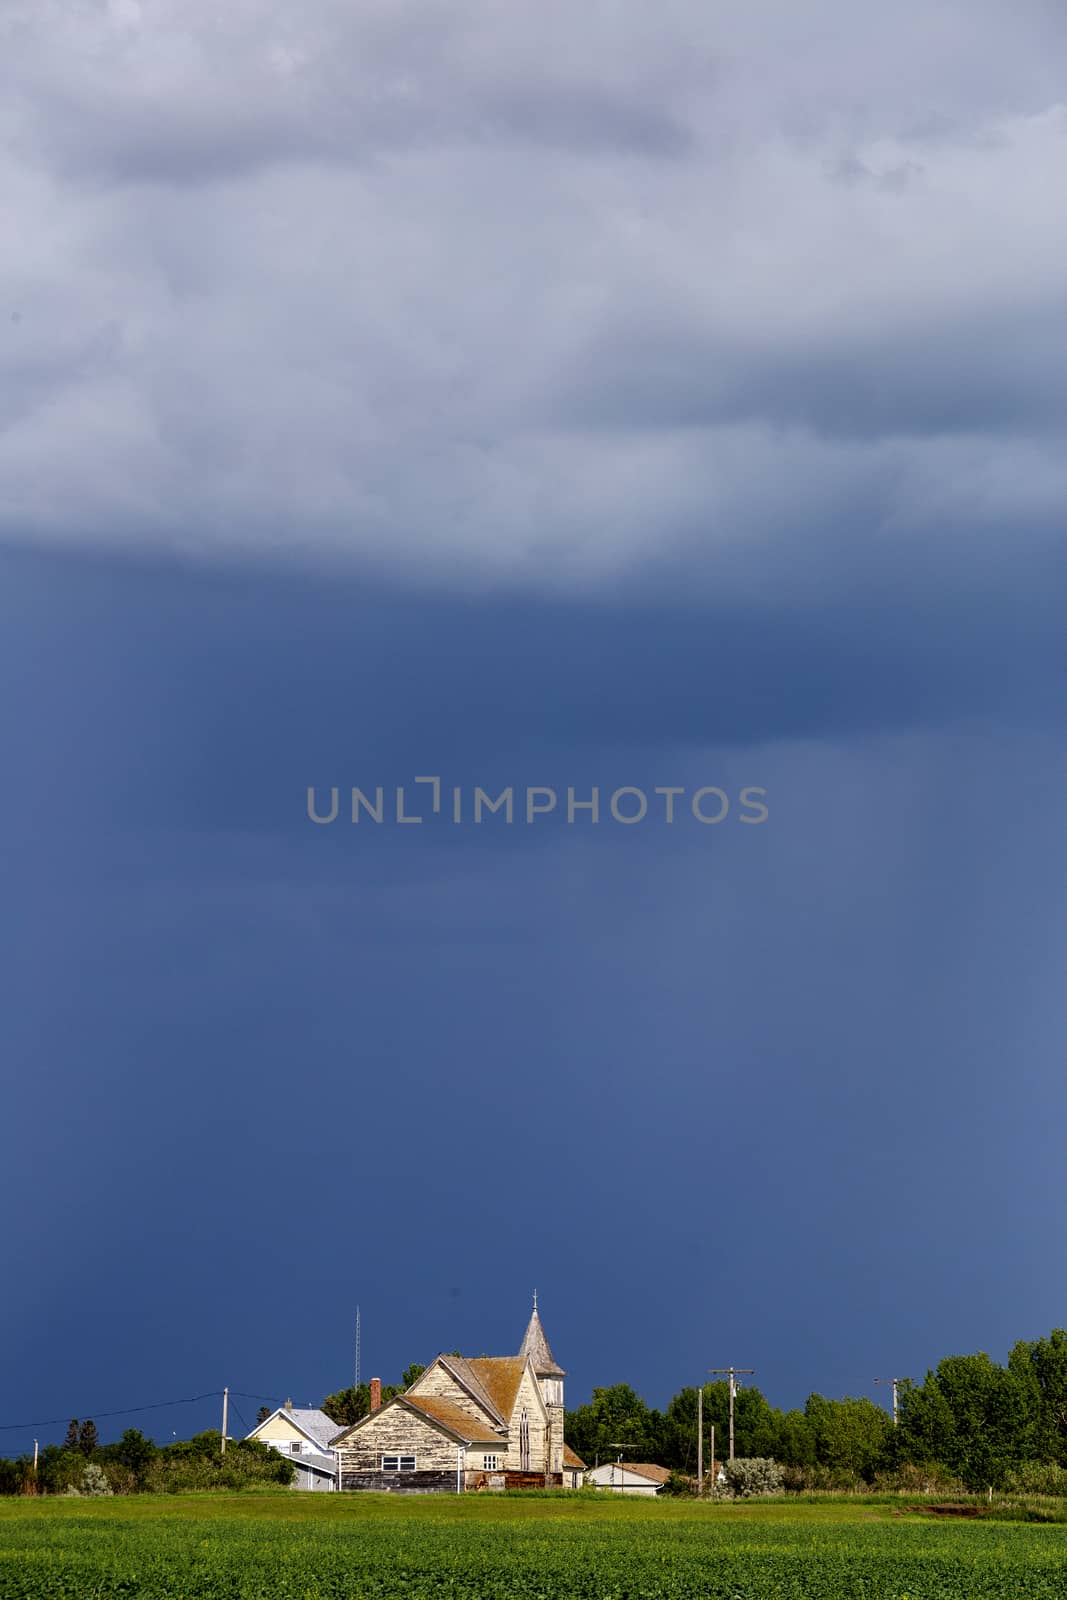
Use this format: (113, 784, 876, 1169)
(2, 2, 1066, 1450)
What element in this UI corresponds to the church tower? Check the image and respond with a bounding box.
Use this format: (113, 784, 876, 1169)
(519, 1291, 565, 1478)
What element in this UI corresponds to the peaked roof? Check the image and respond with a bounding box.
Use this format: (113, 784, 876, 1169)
(518, 1305, 565, 1377)
(606, 1462, 671, 1484)
(246, 1407, 341, 1450)
(562, 1441, 587, 1469)
(404, 1394, 504, 1445)
(331, 1392, 502, 1448)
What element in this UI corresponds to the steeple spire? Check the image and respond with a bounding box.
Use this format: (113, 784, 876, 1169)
(519, 1296, 565, 1377)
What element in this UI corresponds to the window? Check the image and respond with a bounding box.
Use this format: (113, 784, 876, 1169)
(381, 1454, 416, 1472)
(291, 1442, 302, 1454)
(483, 1454, 500, 1471)
(519, 1407, 530, 1471)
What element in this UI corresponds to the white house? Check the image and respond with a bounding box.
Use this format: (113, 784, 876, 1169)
(244, 1404, 340, 1491)
(587, 1460, 671, 1495)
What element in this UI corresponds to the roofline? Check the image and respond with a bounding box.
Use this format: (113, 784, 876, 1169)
(330, 1393, 505, 1449)
(592, 1462, 670, 1481)
(432, 1354, 509, 1429)
(245, 1407, 339, 1452)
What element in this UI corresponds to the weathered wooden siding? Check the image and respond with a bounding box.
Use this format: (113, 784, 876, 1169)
(405, 1365, 491, 1427)
(502, 1365, 549, 1473)
(341, 1468, 454, 1494)
(335, 1406, 458, 1484)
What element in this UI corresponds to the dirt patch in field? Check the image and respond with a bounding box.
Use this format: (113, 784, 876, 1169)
(907, 1503, 984, 1519)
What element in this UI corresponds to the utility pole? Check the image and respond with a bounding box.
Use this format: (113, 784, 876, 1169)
(697, 1386, 703, 1493)
(33, 1440, 38, 1474)
(708, 1368, 754, 1460)
(875, 1378, 904, 1425)
(608, 1442, 629, 1494)
(220, 1387, 229, 1455)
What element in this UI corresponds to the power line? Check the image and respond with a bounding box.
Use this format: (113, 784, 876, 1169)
(0, 1391, 222, 1433)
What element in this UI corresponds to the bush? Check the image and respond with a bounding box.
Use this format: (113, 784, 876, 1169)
(144, 1437, 295, 1493)
(660, 1469, 695, 1496)
(721, 1457, 784, 1498)
(872, 1460, 967, 1495)
(80, 1463, 113, 1497)
(62, 1463, 114, 1498)
(1003, 1461, 1067, 1497)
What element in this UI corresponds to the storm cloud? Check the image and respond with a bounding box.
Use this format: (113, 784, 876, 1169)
(2, 0, 1065, 605)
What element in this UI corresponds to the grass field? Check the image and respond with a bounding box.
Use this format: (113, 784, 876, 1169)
(3, 1492, 1067, 1599)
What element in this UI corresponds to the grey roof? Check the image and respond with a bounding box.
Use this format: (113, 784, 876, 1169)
(289, 1450, 337, 1477)
(518, 1306, 565, 1377)
(287, 1409, 341, 1449)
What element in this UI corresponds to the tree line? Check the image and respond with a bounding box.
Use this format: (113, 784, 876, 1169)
(0, 1427, 294, 1496)
(564, 1330, 1067, 1493)
(7, 1330, 1067, 1495)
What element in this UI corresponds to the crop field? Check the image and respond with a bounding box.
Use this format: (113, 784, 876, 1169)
(2, 1493, 1066, 1599)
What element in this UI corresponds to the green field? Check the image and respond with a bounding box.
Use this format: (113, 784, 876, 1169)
(2, 1493, 1066, 1599)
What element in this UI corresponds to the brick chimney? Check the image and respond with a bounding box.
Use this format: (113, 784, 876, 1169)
(370, 1377, 382, 1412)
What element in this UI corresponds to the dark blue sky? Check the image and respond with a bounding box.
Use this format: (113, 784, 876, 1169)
(3, 0, 1067, 1455)
(2, 539, 1065, 1452)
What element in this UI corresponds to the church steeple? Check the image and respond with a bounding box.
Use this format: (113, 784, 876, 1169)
(519, 1293, 566, 1481)
(519, 1291, 565, 1377)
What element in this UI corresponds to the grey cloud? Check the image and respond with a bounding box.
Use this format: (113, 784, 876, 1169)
(2, 0, 1066, 613)
(552, 301, 1067, 440)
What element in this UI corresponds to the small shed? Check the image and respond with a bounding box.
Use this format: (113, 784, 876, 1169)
(586, 1461, 671, 1495)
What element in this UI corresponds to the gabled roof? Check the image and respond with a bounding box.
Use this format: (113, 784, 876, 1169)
(434, 1355, 509, 1428)
(614, 1462, 671, 1484)
(404, 1394, 505, 1446)
(518, 1305, 565, 1377)
(245, 1408, 341, 1451)
(330, 1393, 503, 1449)
(562, 1442, 587, 1470)
(462, 1357, 529, 1421)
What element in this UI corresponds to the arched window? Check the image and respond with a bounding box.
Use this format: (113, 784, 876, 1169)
(519, 1406, 530, 1471)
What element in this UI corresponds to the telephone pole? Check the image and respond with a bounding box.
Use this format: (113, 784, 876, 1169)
(874, 1378, 904, 1425)
(220, 1387, 229, 1455)
(708, 1368, 754, 1460)
(354, 1306, 361, 1391)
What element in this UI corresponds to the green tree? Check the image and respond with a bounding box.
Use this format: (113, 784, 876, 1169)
(803, 1394, 892, 1482)
(565, 1384, 663, 1467)
(78, 1420, 99, 1456)
(1009, 1329, 1067, 1465)
(322, 1383, 370, 1425)
(401, 1363, 426, 1390)
(897, 1354, 1035, 1489)
(256, 1406, 271, 1424)
(114, 1428, 156, 1483)
(63, 1420, 79, 1452)
(773, 1409, 817, 1468)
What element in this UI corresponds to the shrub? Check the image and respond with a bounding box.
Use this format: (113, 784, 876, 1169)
(872, 1460, 967, 1495)
(80, 1463, 113, 1497)
(722, 1457, 784, 1498)
(1003, 1461, 1067, 1497)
